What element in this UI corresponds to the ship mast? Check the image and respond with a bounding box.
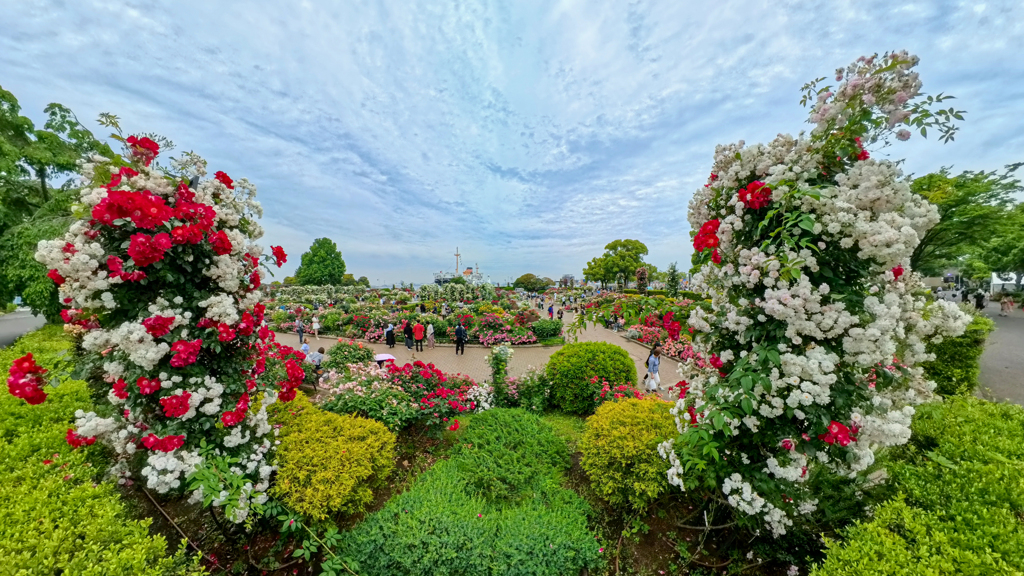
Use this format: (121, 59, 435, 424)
(454, 247, 461, 274)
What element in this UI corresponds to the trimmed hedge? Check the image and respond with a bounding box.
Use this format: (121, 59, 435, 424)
(921, 315, 995, 396)
(268, 391, 395, 521)
(0, 326, 200, 575)
(580, 398, 678, 511)
(811, 397, 1024, 576)
(338, 408, 602, 576)
(546, 342, 636, 415)
(530, 318, 563, 339)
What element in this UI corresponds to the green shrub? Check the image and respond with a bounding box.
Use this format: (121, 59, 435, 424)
(270, 395, 396, 521)
(322, 340, 375, 370)
(812, 397, 1024, 576)
(580, 398, 678, 511)
(546, 342, 636, 415)
(506, 368, 551, 412)
(530, 318, 563, 339)
(0, 328, 202, 575)
(454, 409, 569, 502)
(921, 315, 995, 396)
(320, 385, 420, 432)
(319, 310, 343, 333)
(678, 290, 706, 301)
(338, 408, 602, 576)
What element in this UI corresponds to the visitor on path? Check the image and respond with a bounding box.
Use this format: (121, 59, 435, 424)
(311, 311, 320, 340)
(420, 303, 427, 314)
(1001, 295, 1015, 317)
(454, 322, 467, 355)
(307, 346, 324, 367)
(548, 305, 554, 319)
(961, 290, 970, 304)
(403, 321, 414, 350)
(300, 342, 310, 357)
(974, 290, 987, 312)
(645, 345, 662, 392)
(557, 308, 564, 321)
(385, 323, 396, 348)
(413, 320, 425, 352)
(295, 317, 305, 344)
(427, 323, 435, 349)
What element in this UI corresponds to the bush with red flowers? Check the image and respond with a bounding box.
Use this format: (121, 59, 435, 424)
(30, 120, 291, 523)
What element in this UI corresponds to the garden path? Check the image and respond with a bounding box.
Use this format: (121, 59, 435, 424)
(274, 311, 680, 401)
(978, 301, 1024, 406)
(0, 309, 47, 348)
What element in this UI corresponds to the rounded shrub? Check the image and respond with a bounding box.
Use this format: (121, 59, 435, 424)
(322, 340, 375, 370)
(546, 342, 636, 414)
(270, 393, 395, 521)
(530, 318, 563, 339)
(580, 398, 678, 511)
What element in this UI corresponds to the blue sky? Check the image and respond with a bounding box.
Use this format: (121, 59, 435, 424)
(2, 0, 1022, 285)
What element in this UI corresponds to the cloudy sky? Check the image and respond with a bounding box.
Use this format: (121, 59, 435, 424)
(2, 0, 1022, 285)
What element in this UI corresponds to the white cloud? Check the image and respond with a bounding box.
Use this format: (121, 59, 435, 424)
(2, 0, 1022, 283)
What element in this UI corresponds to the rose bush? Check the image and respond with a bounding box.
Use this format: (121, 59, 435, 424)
(662, 52, 972, 536)
(25, 122, 295, 522)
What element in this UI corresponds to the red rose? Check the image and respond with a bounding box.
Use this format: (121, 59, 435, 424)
(170, 224, 204, 245)
(737, 181, 772, 210)
(127, 191, 174, 229)
(208, 230, 233, 256)
(214, 171, 234, 189)
(66, 428, 96, 449)
(127, 232, 172, 267)
(169, 339, 203, 368)
(141, 433, 185, 452)
(217, 323, 236, 342)
(891, 265, 904, 281)
(175, 179, 196, 202)
(237, 312, 255, 336)
(278, 388, 297, 402)
(711, 249, 722, 264)
(136, 377, 161, 395)
(174, 201, 216, 230)
(249, 271, 261, 290)
(47, 269, 65, 285)
(221, 410, 244, 427)
(160, 390, 192, 418)
(142, 315, 175, 338)
(448, 419, 460, 431)
(271, 245, 287, 267)
(112, 378, 129, 399)
(126, 135, 160, 166)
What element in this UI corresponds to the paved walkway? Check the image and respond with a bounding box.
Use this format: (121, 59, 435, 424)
(978, 302, 1024, 405)
(275, 312, 679, 399)
(0, 309, 47, 348)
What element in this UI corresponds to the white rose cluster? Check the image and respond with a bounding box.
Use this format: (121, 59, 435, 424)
(666, 53, 972, 536)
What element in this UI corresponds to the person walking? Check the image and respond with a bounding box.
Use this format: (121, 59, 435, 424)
(427, 322, 435, 349)
(454, 322, 467, 355)
(645, 345, 662, 392)
(557, 308, 564, 321)
(974, 290, 986, 312)
(311, 310, 320, 340)
(1000, 295, 1015, 317)
(403, 320, 414, 350)
(385, 323, 396, 348)
(548, 305, 554, 319)
(413, 320, 425, 352)
(420, 302, 427, 314)
(295, 317, 305, 344)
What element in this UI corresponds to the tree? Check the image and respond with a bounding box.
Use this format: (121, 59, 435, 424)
(283, 276, 298, 285)
(583, 239, 649, 290)
(665, 262, 681, 297)
(979, 203, 1024, 290)
(583, 256, 610, 288)
(512, 273, 547, 292)
(295, 238, 347, 286)
(910, 165, 1021, 276)
(357, 276, 370, 287)
(448, 275, 467, 286)
(0, 86, 113, 318)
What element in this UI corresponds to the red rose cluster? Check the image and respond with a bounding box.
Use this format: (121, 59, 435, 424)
(169, 339, 203, 368)
(160, 390, 193, 418)
(127, 233, 172, 267)
(278, 358, 306, 402)
(136, 376, 161, 395)
(107, 256, 147, 282)
(142, 315, 175, 338)
(818, 420, 857, 447)
(6, 353, 48, 405)
(66, 428, 97, 448)
(221, 392, 251, 427)
(127, 135, 160, 166)
(693, 219, 720, 253)
(662, 311, 682, 341)
(141, 433, 186, 452)
(737, 180, 772, 210)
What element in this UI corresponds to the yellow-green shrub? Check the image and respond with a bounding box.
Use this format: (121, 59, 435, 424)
(580, 397, 678, 511)
(270, 392, 396, 520)
(0, 327, 202, 575)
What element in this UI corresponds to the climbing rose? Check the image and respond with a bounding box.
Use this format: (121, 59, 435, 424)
(737, 181, 772, 210)
(214, 171, 234, 189)
(112, 378, 129, 400)
(712, 249, 722, 264)
(127, 232, 172, 267)
(66, 428, 97, 448)
(126, 135, 160, 166)
(271, 245, 287, 267)
(141, 433, 185, 452)
(448, 419, 460, 431)
(221, 410, 244, 427)
(136, 377, 161, 395)
(142, 315, 175, 338)
(208, 230, 232, 256)
(892, 265, 904, 281)
(47, 269, 65, 285)
(169, 339, 202, 368)
(7, 353, 48, 405)
(160, 390, 192, 418)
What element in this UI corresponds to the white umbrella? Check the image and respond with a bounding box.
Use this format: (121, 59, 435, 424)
(374, 354, 396, 362)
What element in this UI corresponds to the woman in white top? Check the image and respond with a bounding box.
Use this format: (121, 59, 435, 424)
(426, 323, 435, 349)
(311, 310, 320, 340)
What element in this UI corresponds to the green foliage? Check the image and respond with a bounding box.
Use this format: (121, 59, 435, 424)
(321, 341, 375, 370)
(320, 385, 420, 432)
(580, 398, 679, 511)
(530, 318, 563, 339)
(583, 239, 649, 287)
(453, 409, 569, 502)
(295, 237, 348, 286)
(666, 261, 681, 298)
(269, 393, 396, 521)
(506, 368, 551, 413)
(910, 165, 1022, 276)
(546, 342, 636, 415)
(486, 345, 513, 393)
(812, 397, 1024, 576)
(512, 273, 548, 292)
(921, 314, 995, 396)
(0, 328, 202, 575)
(338, 408, 602, 576)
